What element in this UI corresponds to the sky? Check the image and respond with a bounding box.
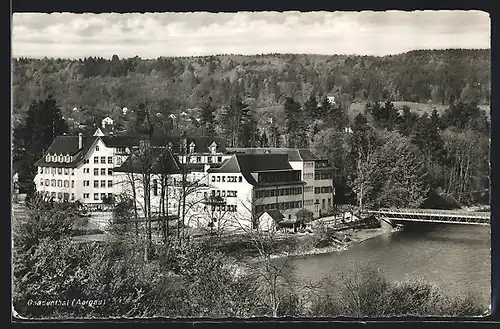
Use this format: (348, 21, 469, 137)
(12, 11, 490, 59)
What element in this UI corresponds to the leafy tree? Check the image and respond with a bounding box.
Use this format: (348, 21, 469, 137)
(13, 95, 68, 195)
(259, 131, 269, 147)
(222, 95, 250, 147)
(303, 93, 319, 119)
(372, 131, 430, 208)
(284, 96, 308, 148)
(200, 97, 216, 135)
(347, 113, 379, 210)
(397, 106, 419, 137)
(311, 128, 353, 204)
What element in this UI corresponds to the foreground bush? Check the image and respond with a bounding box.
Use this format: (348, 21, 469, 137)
(13, 199, 487, 318)
(308, 266, 486, 317)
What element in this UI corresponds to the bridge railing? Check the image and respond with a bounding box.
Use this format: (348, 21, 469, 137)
(369, 208, 490, 219)
(367, 208, 490, 225)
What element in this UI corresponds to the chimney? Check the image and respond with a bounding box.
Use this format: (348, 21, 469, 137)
(78, 133, 83, 149)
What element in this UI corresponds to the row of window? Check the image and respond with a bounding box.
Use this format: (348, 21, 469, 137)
(41, 191, 74, 200)
(317, 198, 332, 209)
(205, 204, 238, 212)
(304, 199, 314, 206)
(304, 173, 314, 179)
(211, 175, 243, 183)
(188, 156, 223, 163)
(211, 190, 238, 198)
(304, 186, 314, 193)
(83, 193, 113, 200)
(254, 187, 303, 199)
(85, 157, 123, 165)
(315, 186, 334, 194)
(91, 156, 114, 164)
(45, 154, 71, 163)
(40, 167, 75, 175)
(304, 162, 314, 168)
(41, 179, 75, 188)
(258, 171, 301, 184)
(315, 173, 333, 180)
(255, 201, 303, 213)
(82, 180, 113, 188)
(87, 168, 114, 176)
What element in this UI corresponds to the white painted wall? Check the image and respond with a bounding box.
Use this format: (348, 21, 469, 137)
(35, 138, 127, 206)
(208, 172, 254, 231)
(258, 212, 276, 232)
(113, 170, 209, 228)
(291, 160, 316, 216)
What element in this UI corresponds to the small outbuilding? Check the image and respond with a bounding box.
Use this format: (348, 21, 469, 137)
(258, 210, 285, 232)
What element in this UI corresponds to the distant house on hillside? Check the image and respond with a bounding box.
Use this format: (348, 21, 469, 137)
(122, 107, 128, 115)
(327, 96, 336, 104)
(102, 116, 114, 127)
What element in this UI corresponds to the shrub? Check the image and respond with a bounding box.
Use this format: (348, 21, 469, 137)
(308, 266, 486, 317)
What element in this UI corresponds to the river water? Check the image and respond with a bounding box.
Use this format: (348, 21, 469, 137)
(288, 223, 491, 306)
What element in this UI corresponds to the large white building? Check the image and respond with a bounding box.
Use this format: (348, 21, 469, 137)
(227, 148, 335, 218)
(34, 130, 132, 208)
(112, 136, 231, 228)
(206, 153, 308, 230)
(34, 131, 335, 230)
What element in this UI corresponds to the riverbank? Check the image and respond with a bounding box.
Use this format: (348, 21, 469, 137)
(270, 226, 400, 260)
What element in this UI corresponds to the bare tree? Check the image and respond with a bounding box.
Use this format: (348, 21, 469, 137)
(234, 196, 301, 317)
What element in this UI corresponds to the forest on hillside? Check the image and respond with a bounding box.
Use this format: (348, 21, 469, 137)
(12, 49, 490, 129)
(12, 49, 491, 208)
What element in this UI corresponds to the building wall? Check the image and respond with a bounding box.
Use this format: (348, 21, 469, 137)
(291, 160, 316, 217)
(314, 171, 335, 216)
(35, 138, 129, 206)
(78, 139, 116, 204)
(208, 172, 254, 230)
(258, 212, 276, 232)
(253, 185, 305, 221)
(113, 170, 209, 227)
(35, 166, 77, 201)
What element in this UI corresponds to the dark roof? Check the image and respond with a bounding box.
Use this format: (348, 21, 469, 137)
(315, 166, 336, 172)
(101, 136, 138, 148)
(209, 154, 305, 187)
(186, 163, 205, 172)
(100, 125, 114, 135)
(102, 134, 226, 153)
(264, 210, 285, 221)
(227, 148, 320, 161)
(46, 136, 84, 155)
(237, 154, 293, 172)
(113, 148, 182, 175)
(34, 136, 98, 168)
(150, 136, 226, 153)
(298, 149, 319, 161)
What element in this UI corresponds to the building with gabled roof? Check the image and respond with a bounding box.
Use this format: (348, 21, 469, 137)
(111, 139, 221, 225)
(206, 153, 307, 230)
(226, 147, 335, 218)
(33, 129, 133, 207)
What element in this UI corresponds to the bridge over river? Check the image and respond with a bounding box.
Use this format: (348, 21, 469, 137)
(368, 208, 490, 226)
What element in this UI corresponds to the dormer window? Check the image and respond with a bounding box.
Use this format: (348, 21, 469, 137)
(51, 155, 56, 162)
(58, 155, 63, 162)
(46, 155, 50, 162)
(189, 142, 196, 154)
(65, 155, 71, 163)
(209, 141, 218, 155)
